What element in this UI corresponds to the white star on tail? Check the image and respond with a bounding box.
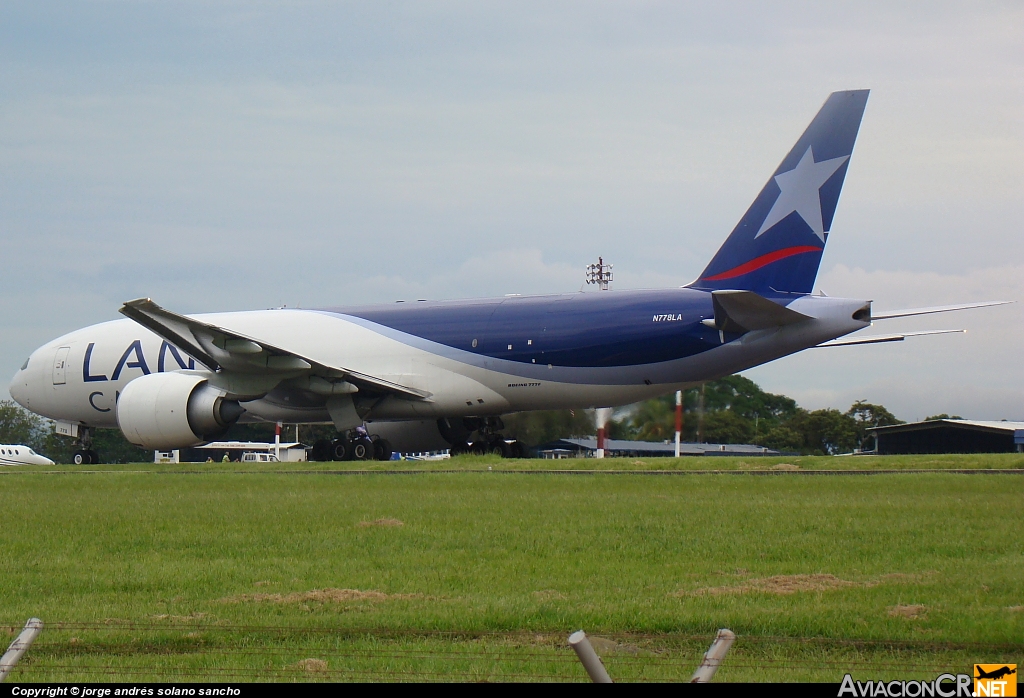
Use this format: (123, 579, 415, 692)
(755, 146, 849, 241)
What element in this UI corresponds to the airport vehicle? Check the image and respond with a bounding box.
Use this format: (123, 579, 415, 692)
(241, 452, 279, 464)
(8, 90, 1007, 462)
(0, 445, 55, 466)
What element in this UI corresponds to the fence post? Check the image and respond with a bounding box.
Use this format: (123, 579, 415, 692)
(0, 618, 43, 683)
(568, 630, 613, 683)
(689, 628, 735, 683)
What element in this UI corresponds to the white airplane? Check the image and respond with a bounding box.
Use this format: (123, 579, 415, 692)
(8, 90, 1009, 464)
(0, 445, 55, 466)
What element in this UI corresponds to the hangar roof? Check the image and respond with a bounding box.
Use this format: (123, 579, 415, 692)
(196, 441, 305, 450)
(540, 437, 779, 457)
(868, 419, 1024, 434)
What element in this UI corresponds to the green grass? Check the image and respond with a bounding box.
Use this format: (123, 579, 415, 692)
(6, 451, 1024, 473)
(1, 460, 1021, 682)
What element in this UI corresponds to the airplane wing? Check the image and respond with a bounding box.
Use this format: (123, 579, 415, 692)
(871, 300, 1011, 320)
(119, 298, 431, 400)
(815, 329, 965, 348)
(705, 290, 812, 333)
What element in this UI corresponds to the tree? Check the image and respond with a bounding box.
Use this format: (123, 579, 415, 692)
(761, 424, 805, 452)
(630, 398, 675, 442)
(787, 409, 859, 455)
(700, 375, 800, 423)
(924, 413, 962, 421)
(846, 401, 903, 450)
(612, 376, 802, 445)
(91, 430, 152, 464)
(0, 399, 44, 446)
(702, 410, 754, 445)
(502, 409, 595, 447)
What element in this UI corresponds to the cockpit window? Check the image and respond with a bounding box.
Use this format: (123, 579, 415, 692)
(21, 357, 29, 370)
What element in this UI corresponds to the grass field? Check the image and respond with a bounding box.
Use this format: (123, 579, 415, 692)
(1, 457, 1022, 682)
(8, 451, 1024, 472)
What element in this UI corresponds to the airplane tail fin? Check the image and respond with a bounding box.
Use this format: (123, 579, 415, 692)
(690, 90, 869, 295)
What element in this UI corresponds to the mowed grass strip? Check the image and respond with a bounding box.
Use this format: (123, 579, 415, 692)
(1, 471, 1021, 681)
(3, 452, 1024, 474)
(12, 631, 1018, 683)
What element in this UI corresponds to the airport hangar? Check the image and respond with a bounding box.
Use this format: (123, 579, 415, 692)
(868, 419, 1024, 455)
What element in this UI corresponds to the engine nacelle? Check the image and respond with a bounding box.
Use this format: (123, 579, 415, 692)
(117, 372, 245, 450)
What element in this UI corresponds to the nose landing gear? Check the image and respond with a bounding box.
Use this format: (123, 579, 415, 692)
(71, 426, 101, 465)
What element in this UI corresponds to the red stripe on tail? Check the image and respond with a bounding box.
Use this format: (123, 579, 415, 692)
(701, 245, 822, 282)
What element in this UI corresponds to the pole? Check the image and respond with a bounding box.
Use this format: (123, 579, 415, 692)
(0, 618, 43, 682)
(690, 629, 736, 683)
(275, 422, 282, 461)
(595, 407, 613, 459)
(697, 383, 706, 443)
(568, 630, 613, 683)
(674, 390, 683, 458)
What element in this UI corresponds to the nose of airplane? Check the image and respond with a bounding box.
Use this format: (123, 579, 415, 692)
(9, 356, 31, 408)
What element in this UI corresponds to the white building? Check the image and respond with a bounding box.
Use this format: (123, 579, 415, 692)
(155, 441, 308, 463)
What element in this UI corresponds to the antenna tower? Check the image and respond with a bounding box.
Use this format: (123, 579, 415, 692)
(586, 257, 613, 291)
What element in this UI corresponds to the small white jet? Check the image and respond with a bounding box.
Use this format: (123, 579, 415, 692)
(8, 90, 1009, 464)
(0, 445, 55, 466)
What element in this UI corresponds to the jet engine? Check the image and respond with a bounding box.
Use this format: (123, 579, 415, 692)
(116, 372, 245, 450)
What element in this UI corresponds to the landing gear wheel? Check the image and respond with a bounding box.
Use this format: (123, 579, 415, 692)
(311, 439, 333, 462)
(470, 441, 488, 456)
(87, 450, 101, 465)
(508, 440, 525, 459)
(487, 438, 511, 458)
(331, 439, 349, 461)
(373, 438, 393, 461)
(72, 450, 92, 465)
(449, 442, 469, 456)
(350, 438, 373, 461)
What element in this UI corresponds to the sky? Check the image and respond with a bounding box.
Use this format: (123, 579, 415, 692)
(1, 1, 1022, 421)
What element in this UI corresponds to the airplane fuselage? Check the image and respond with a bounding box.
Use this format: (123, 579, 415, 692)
(10, 287, 869, 430)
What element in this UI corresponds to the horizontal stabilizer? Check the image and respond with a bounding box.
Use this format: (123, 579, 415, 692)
(119, 298, 430, 400)
(871, 300, 1011, 321)
(708, 290, 812, 333)
(815, 329, 964, 348)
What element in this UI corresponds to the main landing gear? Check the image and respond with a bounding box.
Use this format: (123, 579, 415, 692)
(71, 426, 101, 465)
(310, 431, 393, 462)
(442, 417, 526, 458)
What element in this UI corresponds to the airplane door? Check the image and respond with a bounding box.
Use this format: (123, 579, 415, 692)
(52, 346, 71, 385)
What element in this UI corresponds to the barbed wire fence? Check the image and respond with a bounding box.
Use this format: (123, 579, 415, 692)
(3, 620, 1020, 683)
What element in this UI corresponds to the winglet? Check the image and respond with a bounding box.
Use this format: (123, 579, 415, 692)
(120, 298, 221, 371)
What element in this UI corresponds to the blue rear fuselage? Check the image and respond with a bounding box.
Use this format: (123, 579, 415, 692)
(326, 288, 737, 369)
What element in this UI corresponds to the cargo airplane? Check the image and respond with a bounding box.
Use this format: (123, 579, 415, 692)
(8, 90, 1008, 463)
